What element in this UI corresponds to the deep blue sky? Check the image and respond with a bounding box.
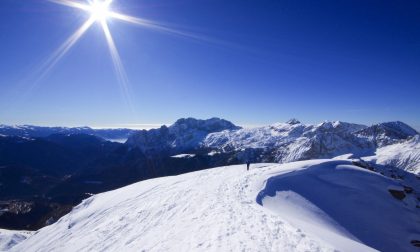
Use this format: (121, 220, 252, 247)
(0, 0, 419, 129)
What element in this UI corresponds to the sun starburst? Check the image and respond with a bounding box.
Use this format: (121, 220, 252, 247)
(30, 0, 226, 113)
(44, 0, 148, 112)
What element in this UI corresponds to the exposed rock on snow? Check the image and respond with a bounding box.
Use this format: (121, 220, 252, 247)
(387, 186, 406, 200)
(411, 239, 420, 247)
(9, 160, 420, 252)
(286, 118, 301, 125)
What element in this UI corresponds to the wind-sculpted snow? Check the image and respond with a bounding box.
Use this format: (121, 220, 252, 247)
(256, 160, 420, 252)
(9, 160, 420, 251)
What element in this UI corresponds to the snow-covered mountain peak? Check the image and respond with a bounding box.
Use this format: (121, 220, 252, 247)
(170, 117, 240, 133)
(126, 118, 240, 153)
(380, 121, 418, 135)
(355, 121, 418, 147)
(315, 121, 367, 133)
(316, 120, 334, 129)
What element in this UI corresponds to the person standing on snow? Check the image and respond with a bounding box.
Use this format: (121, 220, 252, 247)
(246, 161, 251, 171)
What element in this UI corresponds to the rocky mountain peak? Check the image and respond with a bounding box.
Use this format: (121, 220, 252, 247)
(286, 118, 301, 125)
(126, 117, 240, 153)
(171, 117, 240, 133)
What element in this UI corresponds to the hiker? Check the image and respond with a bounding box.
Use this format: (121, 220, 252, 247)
(246, 161, 251, 171)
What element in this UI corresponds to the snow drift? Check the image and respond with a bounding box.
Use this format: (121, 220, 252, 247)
(256, 160, 419, 252)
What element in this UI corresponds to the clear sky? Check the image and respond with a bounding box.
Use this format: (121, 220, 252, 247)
(0, 0, 419, 129)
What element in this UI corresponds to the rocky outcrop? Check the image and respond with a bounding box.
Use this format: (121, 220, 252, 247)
(388, 187, 406, 200)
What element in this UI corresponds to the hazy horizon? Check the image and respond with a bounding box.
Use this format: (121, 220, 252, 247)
(1, 118, 419, 132)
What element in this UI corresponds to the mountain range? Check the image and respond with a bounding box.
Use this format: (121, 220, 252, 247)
(0, 125, 136, 142)
(125, 118, 420, 174)
(0, 117, 419, 231)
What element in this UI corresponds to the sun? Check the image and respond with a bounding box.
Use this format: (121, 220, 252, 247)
(43, 0, 209, 113)
(88, 0, 111, 21)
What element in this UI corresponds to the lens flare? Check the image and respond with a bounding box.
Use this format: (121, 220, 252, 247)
(100, 20, 134, 112)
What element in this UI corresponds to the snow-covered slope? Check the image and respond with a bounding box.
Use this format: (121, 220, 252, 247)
(364, 135, 420, 174)
(10, 160, 420, 252)
(0, 229, 32, 251)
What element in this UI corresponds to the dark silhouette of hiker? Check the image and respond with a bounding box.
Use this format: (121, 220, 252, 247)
(246, 161, 251, 171)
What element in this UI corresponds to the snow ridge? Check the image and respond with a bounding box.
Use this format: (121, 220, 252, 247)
(10, 160, 420, 251)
